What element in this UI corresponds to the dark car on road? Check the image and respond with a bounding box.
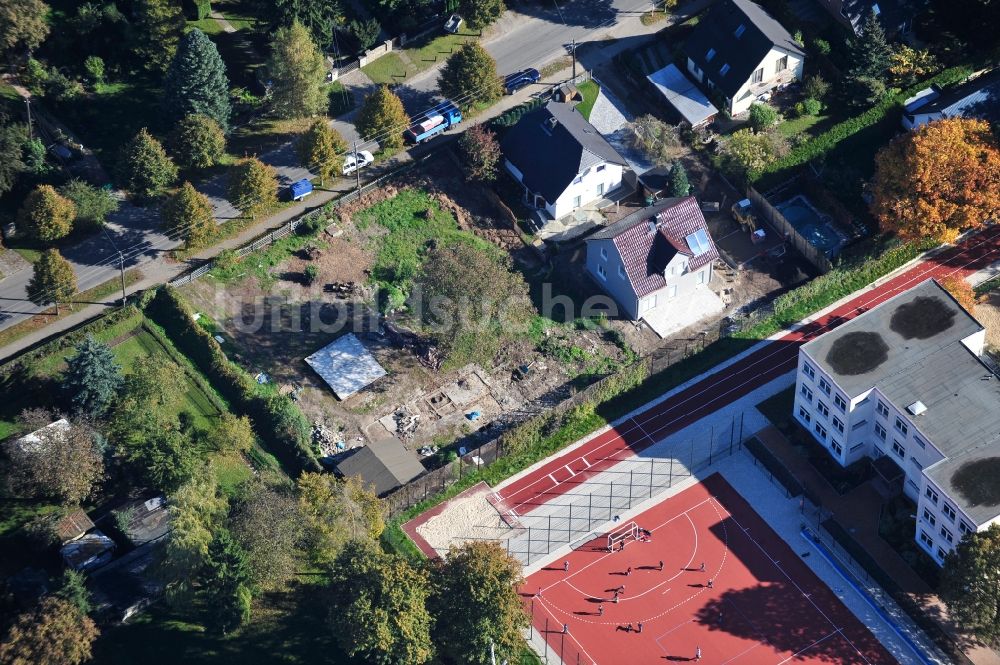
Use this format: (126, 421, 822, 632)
(503, 68, 541, 95)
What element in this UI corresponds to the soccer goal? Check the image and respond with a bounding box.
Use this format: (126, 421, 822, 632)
(606, 521, 640, 551)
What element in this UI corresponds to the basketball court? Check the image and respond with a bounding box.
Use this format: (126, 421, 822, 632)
(523, 474, 897, 665)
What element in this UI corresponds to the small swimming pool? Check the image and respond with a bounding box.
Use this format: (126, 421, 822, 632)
(775, 195, 846, 256)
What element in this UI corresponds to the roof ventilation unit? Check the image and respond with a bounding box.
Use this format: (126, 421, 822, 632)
(907, 401, 927, 416)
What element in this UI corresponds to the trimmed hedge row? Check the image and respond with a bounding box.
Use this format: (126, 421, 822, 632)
(490, 96, 546, 130)
(144, 286, 320, 474)
(139, 320, 230, 417)
(752, 66, 975, 184)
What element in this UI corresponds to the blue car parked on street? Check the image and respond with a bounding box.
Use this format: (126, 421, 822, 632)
(503, 68, 540, 95)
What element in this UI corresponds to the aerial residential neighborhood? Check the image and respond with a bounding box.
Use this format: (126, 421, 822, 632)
(0, 0, 997, 662)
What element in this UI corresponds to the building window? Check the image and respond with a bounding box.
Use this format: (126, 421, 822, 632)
(877, 400, 889, 418)
(800, 385, 813, 402)
(907, 479, 919, 491)
(596, 182, 605, 196)
(834, 394, 847, 412)
(597, 265, 607, 280)
(925, 486, 939, 505)
(705, 48, 716, 62)
(942, 504, 956, 522)
(922, 509, 936, 527)
(831, 439, 843, 455)
(719, 63, 730, 76)
(600, 247, 608, 260)
(803, 363, 815, 379)
(818, 378, 831, 396)
(617, 265, 625, 279)
(817, 401, 829, 418)
(874, 446, 885, 458)
(891, 440, 905, 459)
(914, 436, 925, 449)
(572, 195, 582, 208)
(874, 422, 887, 441)
(937, 547, 947, 561)
(814, 423, 827, 440)
(734, 24, 746, 38)
(751, 67, 763, 83)
(775, 55, 788, 72)
(919, 531, 933, 548)
(596, 164, 606, 172)
(798, 406, 811, 423)
(894, 417, 908, 436)
(850, 442, 865, 453)
(832, 417, 844, 434)
(940, 527, 954, 544)
(852, 420, 868, 431)
(668, 284, 677, 297)
(960, 521, 974, 535)
(910, 456, 922, 469)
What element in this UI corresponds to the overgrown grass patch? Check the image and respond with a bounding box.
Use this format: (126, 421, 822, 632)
(57, 79, 164, 162)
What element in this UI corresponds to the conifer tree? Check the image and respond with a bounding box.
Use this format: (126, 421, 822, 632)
(199, 529, 253, 635)
(27, 249, 77, 314)
(116, 128, 178, 199)
(848, 10, 892, 82)
(164, 29, 231, 128)
(667, 161, 691, 197)
(297, 120, 347, 184)
(355, 85, 408, 151)
(64, 335, 123, 418)
(228, 157, 278, 220)
(162, 182, 216, 248)
(267, 21, 327, 119)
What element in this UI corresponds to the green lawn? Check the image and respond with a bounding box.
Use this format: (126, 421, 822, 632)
(0, 83, 20, 102)
(777, 112, 833, 139)
(187, 16, 227, 35)
(575, 80, 599, 120)
(362, 33, 476, 85)
(361, 52, 413, 85)
(328, 82, 355, 117)
(13, 247, 41, 264)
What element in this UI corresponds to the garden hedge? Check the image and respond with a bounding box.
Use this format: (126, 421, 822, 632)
(144, 286, 320, 474)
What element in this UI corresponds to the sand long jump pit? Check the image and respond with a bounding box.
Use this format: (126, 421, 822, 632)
(402, 481, 523, 558)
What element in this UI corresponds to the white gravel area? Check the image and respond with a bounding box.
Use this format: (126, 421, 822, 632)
(415, 485, 513, 557)
(588, 88, 655, 175)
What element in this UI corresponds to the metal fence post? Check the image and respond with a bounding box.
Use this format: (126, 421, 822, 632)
(628, 470, 633, 506)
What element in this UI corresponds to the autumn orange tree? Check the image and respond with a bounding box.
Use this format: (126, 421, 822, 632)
(870, 118, 1000, 242)
(939, 275, 977, 312)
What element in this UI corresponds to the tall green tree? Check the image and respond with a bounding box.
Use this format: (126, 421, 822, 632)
(228, 157, 278, 220)
(297, 119, 347, 184)
(328, 540, 434, 664)
(355, 85, 408, 150)
(667, 161, 690, 197)
(164, 29, 231, 128)
(429, 541, 529, 665)
(162, 181, 216, 248)
(0, 596, 98, 665)
(267, 20, 327, 119)
(0, 119, 29, 197)
(64, 335, 123, 417)
(941, 524, 1000, 645)
(459, 0, 505, 30)
(133, 0, 185, 73)
(55, 569, 92, 616)
(169, 114, 226, 168)
(116, 128, 178, 198)
(27, 249, 77, 313)
(59, 179, 119, 227)
(17, 184, 76, 242)
(0, 0, 51, 52)
(847, 10, 892, 83)
(297, 473, 384, 566)
(437, 43, 502, 110)
(230, 476, 304, 589)
(159, 466, 228, 603)
(199, 529, 253, 635)
(249, 0, 341, 49)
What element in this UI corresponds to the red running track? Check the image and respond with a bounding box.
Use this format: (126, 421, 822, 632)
(523, 474, 898, 665)
(496, 225, 1000, 515)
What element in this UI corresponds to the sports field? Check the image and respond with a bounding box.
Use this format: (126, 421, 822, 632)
(524, 474, 896, 665)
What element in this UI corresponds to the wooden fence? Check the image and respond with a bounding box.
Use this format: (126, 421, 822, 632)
(747, 186, 833, 274)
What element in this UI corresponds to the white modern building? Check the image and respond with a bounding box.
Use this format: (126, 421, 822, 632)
(793, 279, 1000, 565)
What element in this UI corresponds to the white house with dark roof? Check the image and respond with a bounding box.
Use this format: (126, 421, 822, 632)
(683, 0, 805, 116)
(902, 69, 1000, 130)
(794, 279, 1000, 565)
(501, 100, 628, 221)
(585, 197, 723, 337)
